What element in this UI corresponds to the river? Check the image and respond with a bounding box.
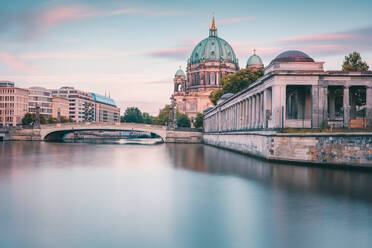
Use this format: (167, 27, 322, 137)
(1, 141, 372, 248)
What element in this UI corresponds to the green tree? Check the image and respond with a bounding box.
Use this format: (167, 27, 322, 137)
(22, 113, 33, 125)
(342, 52, 369, 71)
(209, 68, 264, 105)
(121, 107, 144, 123)
(47, 117, 58, 124)
(177, 114, 191, 128)
(194, 113, 203, 128)
(153, 105, 171, 125)
(60, 116, 70, 123)
(21, 113, 47, 125)
(39, 115, 47, 124)
(142, 112, 154, 124)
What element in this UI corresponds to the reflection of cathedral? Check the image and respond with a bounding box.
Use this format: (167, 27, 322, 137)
(173, 17, 263, 119)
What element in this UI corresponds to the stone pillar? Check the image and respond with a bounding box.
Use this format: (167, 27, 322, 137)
(248, 98, 251, 129)
(366, 86, 372, 128)
(328, 87, 336, 119)
(235, 104, 238, 130)
(271, 85, 282, 129)
(252, 96, 256, 129)
(261, 92, 264, 128)
(238, 102, 241, 130)
(256, 94, 260, 128)
(343, 86, 350, 128)
(311, 85, 327, 129)
(245, 100, 248, 129)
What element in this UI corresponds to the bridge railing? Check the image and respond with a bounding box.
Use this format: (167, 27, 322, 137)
(39, 122, 167, 129)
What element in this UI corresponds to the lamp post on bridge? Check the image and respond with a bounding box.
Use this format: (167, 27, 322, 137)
(34, 103, 41, 129)
(168, 95, 177, 130)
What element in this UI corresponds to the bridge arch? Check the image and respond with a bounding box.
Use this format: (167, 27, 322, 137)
(40, 123, 167, 142)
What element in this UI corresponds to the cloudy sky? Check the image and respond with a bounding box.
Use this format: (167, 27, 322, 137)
(0, 0, 371, 114)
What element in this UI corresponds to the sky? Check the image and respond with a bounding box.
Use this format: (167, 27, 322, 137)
(0, 0, 371, 115)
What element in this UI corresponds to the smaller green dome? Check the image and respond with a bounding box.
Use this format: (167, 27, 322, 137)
(246, 54, 263, 67)
(175, 68, 185, 77)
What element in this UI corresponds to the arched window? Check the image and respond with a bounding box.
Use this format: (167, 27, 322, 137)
(210, 73, 216, 85)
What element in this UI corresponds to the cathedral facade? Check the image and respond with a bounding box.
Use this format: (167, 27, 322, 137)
(173, 17, 263, 119)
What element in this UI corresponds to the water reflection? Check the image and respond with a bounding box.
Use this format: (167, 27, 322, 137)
(166, 144, 372, 202)
(1, 142, 372, 248)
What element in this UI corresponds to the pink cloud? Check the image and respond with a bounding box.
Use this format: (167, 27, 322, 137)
(280, 34, 356, 43)
(0, 53, 36, 74)
(108, 8, 190, 17)
(146, 47, 192, 60)
(219, 16, 254, 24)
(38, 5, 96, 29)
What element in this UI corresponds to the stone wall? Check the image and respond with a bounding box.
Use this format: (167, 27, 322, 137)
(5, 129, 41, 141)
(203, 132, 372, 167)
(165, 130, 203, 143)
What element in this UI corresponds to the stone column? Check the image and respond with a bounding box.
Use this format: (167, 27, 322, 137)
(238, 102, 241, 130)
(261, 92, 264, 128)
(366, 86, 372, 128)
(328, 87, 336, 119)
(252, 96, 256, 129)
(235, 104, 237, 130)
(343, 86, 350, 128)
(311, 85, 327, 129)
(271, 85, 282, 129)
(245, 100, 247, 129)
(248, 98, 251, 129)
(256, 94, 260, 128)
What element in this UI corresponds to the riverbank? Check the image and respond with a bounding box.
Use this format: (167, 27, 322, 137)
(203, 131, 372, 167)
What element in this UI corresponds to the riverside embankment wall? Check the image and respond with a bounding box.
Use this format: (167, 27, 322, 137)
(203, 132, 372, 167)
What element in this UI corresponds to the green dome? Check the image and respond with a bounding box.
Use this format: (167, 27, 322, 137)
(175, 68, 185, 77)
(246, 54, 263, 67)
(189, 36, 238, 65)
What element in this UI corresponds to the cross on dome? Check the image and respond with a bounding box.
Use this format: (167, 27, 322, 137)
(209, 13, 217, 36)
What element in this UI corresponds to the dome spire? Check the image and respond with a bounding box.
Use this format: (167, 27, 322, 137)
(209, 12, 217, 37)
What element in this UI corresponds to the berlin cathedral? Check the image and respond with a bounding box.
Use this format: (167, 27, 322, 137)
(172, 17, 264, 119)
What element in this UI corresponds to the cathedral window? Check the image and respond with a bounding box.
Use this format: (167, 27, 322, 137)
(210, 73, 216, 85)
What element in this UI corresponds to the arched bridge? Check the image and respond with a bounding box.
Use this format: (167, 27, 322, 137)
(8, 122, 203, 143)
(40, 122, 168, 141)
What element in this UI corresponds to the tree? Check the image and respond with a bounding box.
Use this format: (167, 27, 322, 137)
(177, 114, 191, 128)
(342, 52, 369, 71)
(22, 113, 33, 125)
(60, 116, 70, 123)
(194, 113, 203, 128)
(142, 112, 154, 124)
(153, 105, 171, 125)
(121, 107, 144, 123)
(21, 113, 47, 125)
(47, 117, 58, 124)
(209, 68, 264, 105)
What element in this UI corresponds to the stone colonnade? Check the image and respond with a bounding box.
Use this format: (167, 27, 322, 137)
(204, 90, 269, 132)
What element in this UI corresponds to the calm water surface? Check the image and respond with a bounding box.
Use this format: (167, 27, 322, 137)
(1, 142, 372, 248)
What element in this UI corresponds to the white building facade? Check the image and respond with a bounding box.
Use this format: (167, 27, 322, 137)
(28, 87, 53, 119)
(204, 50, 372, 132)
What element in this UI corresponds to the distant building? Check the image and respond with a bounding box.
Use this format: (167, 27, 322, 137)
(0, 81, 15, 88)
(0, 82, 29, 126)
(51, 87, 120, 123)
(28, 87, 53, 118)
(52, 96, 69, 120)
(246, 50, 264, 71)
(51, 87, 95, 122)
(91, 93, 120, 123)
